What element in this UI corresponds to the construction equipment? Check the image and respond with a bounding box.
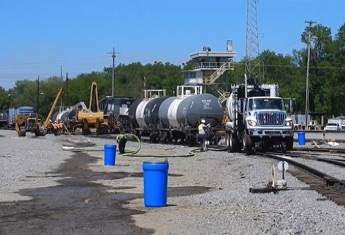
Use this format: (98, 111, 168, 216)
(14, 88, 64, 137)
(43, 88, 64, 135)
(15, 112, 44, 137)
(69, 82, 110, 135)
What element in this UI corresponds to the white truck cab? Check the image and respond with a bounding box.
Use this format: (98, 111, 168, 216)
(324, 122, 340, 131)
(324, 118, 342, 131)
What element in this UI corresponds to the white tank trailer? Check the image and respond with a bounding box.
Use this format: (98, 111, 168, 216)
(129, 86, 224, 145)
(225, 77, 294, 154)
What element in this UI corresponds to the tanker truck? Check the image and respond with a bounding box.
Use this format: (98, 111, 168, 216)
(225, 77, 294, 154)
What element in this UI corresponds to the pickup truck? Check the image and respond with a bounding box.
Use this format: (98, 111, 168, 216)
(324, 122, 340, 131)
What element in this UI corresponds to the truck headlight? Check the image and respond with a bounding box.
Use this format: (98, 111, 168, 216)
(247, 117, 257, 126)
(286, 120, 293, 126)
(248, 120, 257, 126)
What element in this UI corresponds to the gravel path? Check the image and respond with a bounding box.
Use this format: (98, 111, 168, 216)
(1, 129, 345, 235)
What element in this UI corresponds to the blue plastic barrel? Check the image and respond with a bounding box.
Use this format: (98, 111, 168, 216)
(142, 161, 169, 207)
(104, 144, 117, 165)
(298, 132, 305, 145)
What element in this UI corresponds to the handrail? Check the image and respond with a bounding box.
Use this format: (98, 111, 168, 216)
(204, 62, 233, 84)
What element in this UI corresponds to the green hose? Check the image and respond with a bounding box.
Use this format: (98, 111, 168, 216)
(62, 133, 221, 157)
(122, 133, 196, 158)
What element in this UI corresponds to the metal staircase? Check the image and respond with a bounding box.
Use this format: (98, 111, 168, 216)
(204, 62, 233, 103)
(208, 84, 231, 103)
(218, 91, 231, 103)
(204, 62, 233, 84)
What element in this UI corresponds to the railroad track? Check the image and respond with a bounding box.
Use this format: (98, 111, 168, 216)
(294, 146, 345, 154)
(257, 151, 345, 206)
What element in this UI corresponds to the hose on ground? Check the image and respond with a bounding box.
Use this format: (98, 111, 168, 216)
(121, 133, 196, 157)
(62, 133, 223, 157)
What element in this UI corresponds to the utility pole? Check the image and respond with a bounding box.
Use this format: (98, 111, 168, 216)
(37, 76, 40, 115)
(305, 20, 316, 131)
(66, 72, 69, 107)
(107, 47, 120, 97)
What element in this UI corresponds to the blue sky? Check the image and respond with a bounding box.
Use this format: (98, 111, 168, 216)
(0, 0, 344, 90)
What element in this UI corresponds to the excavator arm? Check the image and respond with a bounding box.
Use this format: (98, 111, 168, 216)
(89, 82, 99, 112)
(43, 88, 64, 128)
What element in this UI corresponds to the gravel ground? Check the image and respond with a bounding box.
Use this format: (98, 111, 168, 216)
(1, 129, 345, 235)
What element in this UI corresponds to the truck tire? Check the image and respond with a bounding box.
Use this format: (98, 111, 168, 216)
(286, 136, 294, 151)
(17, 125, 26, 137)
(243, 131, 254, 155)
(229, 133, 238, 153)
(18, 131, 26, 137)
(226, 133, 231, 152)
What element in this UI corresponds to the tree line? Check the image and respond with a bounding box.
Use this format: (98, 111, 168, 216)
(0, 22, 344, 120)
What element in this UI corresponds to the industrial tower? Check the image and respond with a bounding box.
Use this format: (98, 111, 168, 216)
(245, 0, 261, 79)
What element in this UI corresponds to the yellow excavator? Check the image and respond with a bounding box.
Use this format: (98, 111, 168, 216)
(68, 82, 110, 135)
(42, 88, 65, 135)
(15, 88, 64, 137)
(15, 112, 43, 137)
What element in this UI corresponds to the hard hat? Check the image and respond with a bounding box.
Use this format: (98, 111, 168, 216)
(201, 119, 206, 124)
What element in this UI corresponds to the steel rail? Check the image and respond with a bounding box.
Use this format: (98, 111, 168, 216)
(257, 152, 345, 205)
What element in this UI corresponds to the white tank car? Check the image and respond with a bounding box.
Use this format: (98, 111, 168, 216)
(129, 89, 167, 129)
(143, 96, 170, 128)
(166, 98, 184, 128)
(158, 97, 176, 128)
(173, 93, 223, 128)
(135, 99, 151, 128)
(159, 85, 224, 129)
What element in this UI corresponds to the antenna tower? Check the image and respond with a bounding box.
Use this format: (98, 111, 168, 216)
(245, 0, 260, 79)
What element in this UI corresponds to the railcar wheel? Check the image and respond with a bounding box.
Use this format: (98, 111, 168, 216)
(135, 130, 141, 140)
(186, 133, 196, 147)
(82, 128, 92, 135)
(150, 132, 159, 143)
(72, 124, 82, 135)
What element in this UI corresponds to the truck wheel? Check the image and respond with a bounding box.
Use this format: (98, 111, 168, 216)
(34, 129, 41, 136)
(226, 133, 231, 152)
(229, 133, 237, 153)
(286, 137, 293, 151)
(243, 131, 254, 155)
(18, 131, 26, 137)
(282, 144, 287, 153)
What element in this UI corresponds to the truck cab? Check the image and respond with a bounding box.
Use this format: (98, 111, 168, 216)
(243, 96, 294, 152)
(324, 118, 342, 132)
(225, 78, 294, 154)
(324, 122, 340, 131)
